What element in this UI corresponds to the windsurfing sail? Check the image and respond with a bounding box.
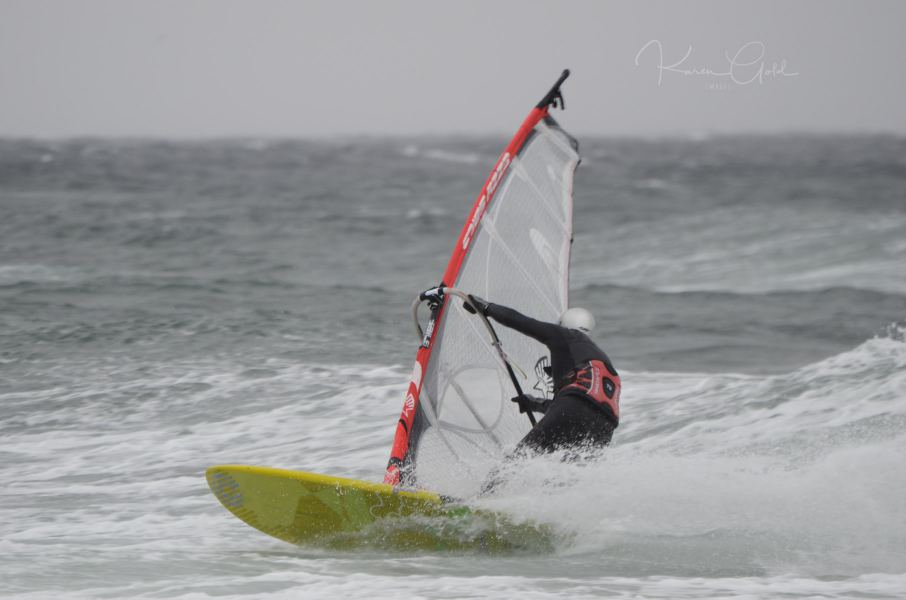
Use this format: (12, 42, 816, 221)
(384, 70, 580, 497)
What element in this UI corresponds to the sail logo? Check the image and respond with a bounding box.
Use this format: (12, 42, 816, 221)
(421, 316, 436, 348)
(462, 152, 511, 250)
(532, 356, 553, 399)
(402, 392, 416, 418)
(486, 152, 511, 197)
(529, 228, 558, 275)
(402, 361, 423, 418)
(461, 195, 486, 250)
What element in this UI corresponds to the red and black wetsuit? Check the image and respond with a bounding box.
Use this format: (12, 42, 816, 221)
(485, 303, 621, 453)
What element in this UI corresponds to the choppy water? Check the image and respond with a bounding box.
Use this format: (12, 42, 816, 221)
(2, 135, 905, 598)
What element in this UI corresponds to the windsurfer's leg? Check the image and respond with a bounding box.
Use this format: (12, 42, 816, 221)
(479, 396, 614, 496)
(514, 395, 615, 453)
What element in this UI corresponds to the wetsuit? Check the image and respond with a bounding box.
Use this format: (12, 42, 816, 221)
(485, 303, 621, 454)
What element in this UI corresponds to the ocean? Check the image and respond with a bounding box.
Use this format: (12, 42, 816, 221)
(1, 135, 905, 599)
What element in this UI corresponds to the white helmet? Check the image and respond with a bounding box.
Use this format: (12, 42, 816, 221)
(559, 307, 595, 333)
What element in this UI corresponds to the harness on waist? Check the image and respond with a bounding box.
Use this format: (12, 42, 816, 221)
(559, 360, 621, 421)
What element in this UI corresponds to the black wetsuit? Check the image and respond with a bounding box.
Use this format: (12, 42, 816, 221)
(485, 303, 621, 454)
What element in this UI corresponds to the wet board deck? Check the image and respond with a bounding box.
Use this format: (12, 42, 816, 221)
(206, 465, 552, 552)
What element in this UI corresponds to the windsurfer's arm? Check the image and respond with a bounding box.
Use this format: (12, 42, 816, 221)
(485, 303, 561, 345)
(511, 394, 552, 414)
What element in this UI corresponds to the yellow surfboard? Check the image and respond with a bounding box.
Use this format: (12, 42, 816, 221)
(206, 465, 552, 551)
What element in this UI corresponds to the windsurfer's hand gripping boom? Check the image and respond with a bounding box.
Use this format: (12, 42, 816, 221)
(511, 393, 552, 415)
(419, 286, 489, 317)
(462, 294, 490, 316)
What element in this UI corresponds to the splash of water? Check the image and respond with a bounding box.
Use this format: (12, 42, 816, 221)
(474, 333, 906, 576)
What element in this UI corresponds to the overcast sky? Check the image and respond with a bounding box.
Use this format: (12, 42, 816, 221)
(2, 0, 905, 138)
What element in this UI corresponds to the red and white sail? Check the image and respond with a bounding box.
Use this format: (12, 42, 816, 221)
(385, 71, 580, 497)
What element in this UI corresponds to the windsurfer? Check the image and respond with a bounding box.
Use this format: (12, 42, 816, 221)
(463, 294, 620, 457)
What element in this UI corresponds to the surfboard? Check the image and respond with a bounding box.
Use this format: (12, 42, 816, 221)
(206, 465, 552, 551)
